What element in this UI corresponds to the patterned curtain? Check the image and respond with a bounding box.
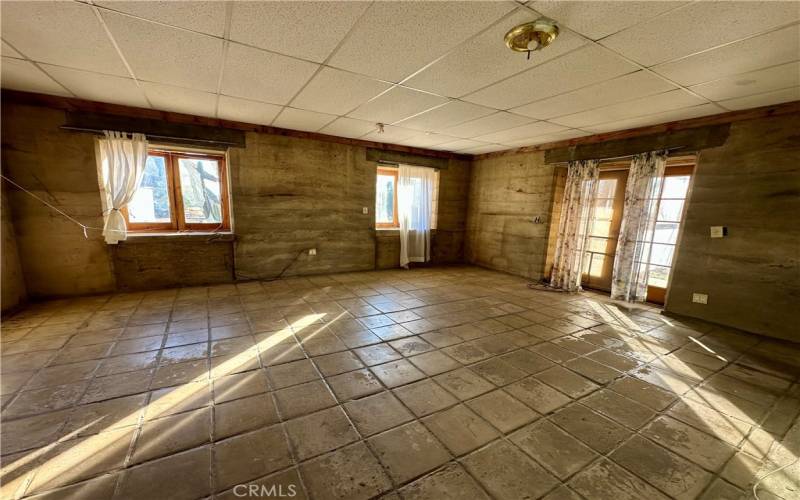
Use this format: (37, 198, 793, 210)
(610, 150, 668, 301)
(550, 159, 600, 291)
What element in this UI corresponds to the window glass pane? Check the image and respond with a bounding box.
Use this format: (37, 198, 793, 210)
(648, 265, 670, 287)
(588, 253, 605, 277)
(596, 179, 617, 198)
(128, 155, 171, 223)
(375, 173, 395, 224)
(654, 222, 680, 244)
(657, 200, 684, 222)
(178, 158, 223, 224)
(592, 198, 614, 221)
(587, 237, 609, 253)
(582, 252, 591, 274)
(649, 243, 674, 266)
(662, 175, 690, 198)
(590, 219, 612, 238)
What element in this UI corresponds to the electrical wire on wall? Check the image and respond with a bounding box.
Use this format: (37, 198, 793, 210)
(4, 172, 309, 285)
(233, 249, 307, 283)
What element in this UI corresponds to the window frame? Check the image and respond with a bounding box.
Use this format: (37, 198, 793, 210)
(124, 149, 231, 233)
(375, 167, 399, 229)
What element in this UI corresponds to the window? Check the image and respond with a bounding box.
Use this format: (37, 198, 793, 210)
(125, 150, 230, 232)
(376, 168, 398, 228)
(375, 166, 439, 229)
(641, 166, 692, 289)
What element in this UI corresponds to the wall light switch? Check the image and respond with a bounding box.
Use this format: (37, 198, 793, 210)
(692, 293, 708, 304)
(362, 207, 369, 215)
(710, 226, 727, 238)
(308, 248, 317, 256)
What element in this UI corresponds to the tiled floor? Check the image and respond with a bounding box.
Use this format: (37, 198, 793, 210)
(1, 266, 798, 500)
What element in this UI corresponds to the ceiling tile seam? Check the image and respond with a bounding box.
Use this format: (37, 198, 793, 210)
(579, 102, 719, 131)
(395, 5, 529, 87)
(213, 2, 235, 120)
(521, 6, 721, 113)
(589, 0, 698, 43)
(1, 39, 77, 98)
(388, 101, 455, 128)
(213, 2, 234, 119)
(88, 1, 153, 109)
(455, 41, 596, 106)
(530, 87, 707, 123)
(642, 19, 800, 72)
(281, 0, 379, 124)
(683, 59, 800, 90)
(77, 0, 225, 39)
(714, 84, 800, 112)
(83, 0, 373, 74)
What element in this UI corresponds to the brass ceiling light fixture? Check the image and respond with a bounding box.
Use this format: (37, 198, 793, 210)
(505, 18, 559, 60)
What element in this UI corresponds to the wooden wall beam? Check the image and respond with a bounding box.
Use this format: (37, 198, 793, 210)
(476, 101, 799, 160)
(1, 90, 471, 161)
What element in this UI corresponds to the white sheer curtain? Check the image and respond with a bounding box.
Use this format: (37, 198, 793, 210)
(611, 150, 668, 302)
(398, 164, 435, 268)
(96, 131, 148, 244)
(550, 159, 599, 291)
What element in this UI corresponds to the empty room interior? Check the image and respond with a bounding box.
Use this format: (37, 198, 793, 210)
(1, 1, 799, 499)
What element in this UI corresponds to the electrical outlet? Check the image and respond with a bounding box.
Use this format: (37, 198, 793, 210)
(692, 293, 708, 304)
(362, 207, 369, 215)
(710, 226, 727, 238)
(308, 248, 317, 256)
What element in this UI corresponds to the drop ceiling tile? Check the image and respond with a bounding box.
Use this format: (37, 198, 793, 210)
(101, 12, 223, 93)
(319, 117, 377, 139)
(601, 1, 800, 67)
(96, 1, 226, 37)
(360, 125, 417, 143)
(395, 101, 496, 132)
(689, 61, 800, 102)
(396, 133, 460, 149)
(328, 1, 515, 82)
(529, 1, 688, 41)
(291, 67, 392, 116)
(404, 9, 588, 98)
(433, 139, 490, 151)
(42, 64, 149, 107)
(583, 103, 721, 133)
(719, 86, 800, 111)
(140, 82, 217, 117)
(464, 44, 639, 109)
(652, 25, 800, 87)
(0, 1, 128, 76)
(230, 1, 370, 63)
(500, 128, 590, 147)
(348, 86, 449, 124)
(458, 143, 509, 154)
(272, 108, 337, 132)
(441, 111, 535, 138)
(222, 43, 319, 105)
(2, 41, 23, 59)
(217, 95, 283, 126)
(551, 89, 706, 128)
(0, 57, 70, 96)
(475, 120, 567, 143)
(511, 70, 677, 119)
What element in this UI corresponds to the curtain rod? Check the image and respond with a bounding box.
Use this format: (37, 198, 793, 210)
(59, 126, 239, 147)
(551, 146, 688, 167)
(377, 160, 439, 170)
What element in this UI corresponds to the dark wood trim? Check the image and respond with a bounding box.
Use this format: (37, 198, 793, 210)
(475, 100, 800, 160)
(1, 90, 471, 161)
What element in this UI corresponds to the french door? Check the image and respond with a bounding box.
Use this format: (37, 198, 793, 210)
(580, 160, 694, 303)
(581, 169, 628, 292)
